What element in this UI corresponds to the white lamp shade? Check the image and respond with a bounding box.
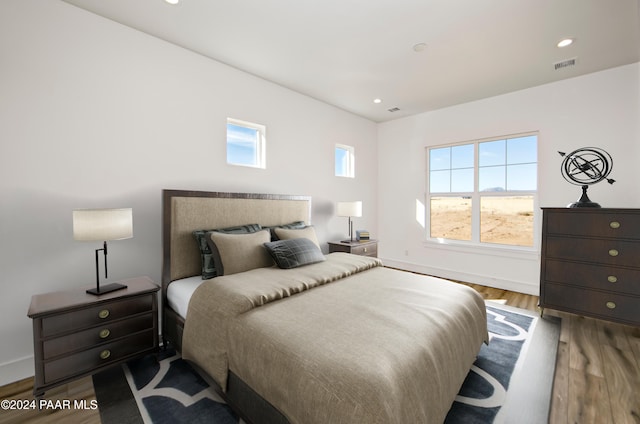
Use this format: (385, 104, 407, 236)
(336, 201, 362, 218)
(73, 208, 133, 241)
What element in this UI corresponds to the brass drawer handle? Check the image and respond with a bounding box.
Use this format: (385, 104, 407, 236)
(608, 249, 619, 257)
(99, 329, 111, 339)
(98, 309, 110, 319)
(607, 275, 618, 283)
(609, 221, 620, 229)
(363, 248, 367, 252)
(606, 301, 616, 310)
(99, 349, 111, 360)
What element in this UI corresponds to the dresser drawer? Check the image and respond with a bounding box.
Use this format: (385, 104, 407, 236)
(544, 236, 640, 266)
(544, 259, 640, 296)
(41, 296, 153, 337)
(43, 329, 155, 384)
(543, 283, 640, 325)
(545, 210, 640, 239)
(42, 313, 154, 359)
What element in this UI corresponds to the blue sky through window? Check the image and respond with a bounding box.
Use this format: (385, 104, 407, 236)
(227, 123, 259, 166)
(429, 135, 537, 193)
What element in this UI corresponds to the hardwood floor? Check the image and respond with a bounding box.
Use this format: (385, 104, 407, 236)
(1, 283, 638, 424)
(0, 376, 99, 424)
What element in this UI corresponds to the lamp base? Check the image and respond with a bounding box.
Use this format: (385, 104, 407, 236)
(86, 282, 128, 296)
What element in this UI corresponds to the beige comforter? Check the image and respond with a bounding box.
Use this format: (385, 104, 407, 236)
(182, 253, 487, 424)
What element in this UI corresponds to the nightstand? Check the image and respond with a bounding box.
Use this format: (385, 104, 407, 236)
(28, 276, 159, 398)
(328, 239, 378, 257)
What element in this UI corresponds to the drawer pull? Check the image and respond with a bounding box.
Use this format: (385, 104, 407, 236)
(99, 329, 111, 339)
(98, 309, 110, 319)
(608, 249, 619, 257)
(607, 275, 618, 283)
(606, 301, 616, 310)
(99, 349, 111, 360)
(609, 221, 620, 229)
(363, 248, 367, 253)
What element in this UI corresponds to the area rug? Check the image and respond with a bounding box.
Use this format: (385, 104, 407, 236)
(94, 303, 560, 424)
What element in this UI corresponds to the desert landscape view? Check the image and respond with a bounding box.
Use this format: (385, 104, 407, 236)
(430, 196, 534, 246)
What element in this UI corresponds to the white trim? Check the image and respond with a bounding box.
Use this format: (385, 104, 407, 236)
(381, 257, 540, 296)
(0, 355, 34, 387)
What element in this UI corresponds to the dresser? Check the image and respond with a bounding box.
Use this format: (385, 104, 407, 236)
(28, 277, 159, 397)
(328, 239, 378, 257)
(539, 208, 640, 326)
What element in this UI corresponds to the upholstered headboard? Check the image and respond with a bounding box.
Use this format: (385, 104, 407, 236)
(161, 189, 312, 286)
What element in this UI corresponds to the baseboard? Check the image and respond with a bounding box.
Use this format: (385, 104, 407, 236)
(0, 355, 34, 387)
(381, 257, 539, 296)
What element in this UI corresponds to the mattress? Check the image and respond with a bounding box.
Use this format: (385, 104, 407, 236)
(166, 276, 205, 319)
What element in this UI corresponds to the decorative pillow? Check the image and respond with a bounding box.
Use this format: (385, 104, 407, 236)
(273, 226, 320, 248)
(193, 224, 262, 279)
(207, 230, 273, 276)
(266, 221, 307, 240)
(264, 238, 326, 269)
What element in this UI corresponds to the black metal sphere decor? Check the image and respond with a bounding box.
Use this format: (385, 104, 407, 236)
(558, 147, 615, 208)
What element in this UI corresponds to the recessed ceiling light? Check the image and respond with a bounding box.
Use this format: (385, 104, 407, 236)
(165, 0, 180, 4)
(557, 38, 574, 48)
(373, 98, 382, 104)
(413, 43, 428, 52)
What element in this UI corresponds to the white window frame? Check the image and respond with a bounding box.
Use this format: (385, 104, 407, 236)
(226, 118, 266, 169)
(425, 132, 539, 251)
(335, 143, 355, 178)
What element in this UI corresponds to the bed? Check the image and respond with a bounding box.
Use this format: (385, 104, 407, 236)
(161, 189, 488, 424)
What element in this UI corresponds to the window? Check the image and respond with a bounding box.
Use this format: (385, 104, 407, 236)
(427, 133, 537, 247)
(335, 144, 355, 178)
(226, 118, 266, 168)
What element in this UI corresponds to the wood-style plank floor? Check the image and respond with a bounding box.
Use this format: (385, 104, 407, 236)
(1, 283, 638, 424)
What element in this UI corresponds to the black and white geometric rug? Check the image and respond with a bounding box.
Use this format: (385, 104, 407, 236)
(94, 303, 560, 424)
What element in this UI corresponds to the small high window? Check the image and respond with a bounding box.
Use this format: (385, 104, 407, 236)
(335, 144, 355, 178)
(227, 118, 266, 169)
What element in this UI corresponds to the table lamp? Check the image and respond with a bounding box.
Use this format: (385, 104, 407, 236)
(336, 201, 362, 243)
(73, 208, 133, 295)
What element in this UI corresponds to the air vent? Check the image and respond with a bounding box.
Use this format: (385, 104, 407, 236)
(554, 57, 577, 70)
(388, 107, 400, 113)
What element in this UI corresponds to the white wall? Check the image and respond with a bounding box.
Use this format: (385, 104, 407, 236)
(0, 0, 378, 385)
(378, 62, 640, 295)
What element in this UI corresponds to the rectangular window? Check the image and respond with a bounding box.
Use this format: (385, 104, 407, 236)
(335, 144, 355, 178)
(227, 118, 266, 168)
(427, 133, 537, 248)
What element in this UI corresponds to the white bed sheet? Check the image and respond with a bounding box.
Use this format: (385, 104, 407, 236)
(167, 276, 205, 319)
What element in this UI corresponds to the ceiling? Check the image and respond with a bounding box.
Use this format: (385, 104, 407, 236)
(62, 0, 640, 123)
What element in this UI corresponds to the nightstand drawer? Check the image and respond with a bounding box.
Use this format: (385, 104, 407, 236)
(543, 283, 640, 325)
(43, 329, 155, 384)
(544, 259, 640, 296)
(43, 313, 154, 359)
(350, 244, 377, 257)
(41, 296, 153, 337)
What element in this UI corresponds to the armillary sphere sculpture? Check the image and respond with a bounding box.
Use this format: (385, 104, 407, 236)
(558, 147, 615, 208)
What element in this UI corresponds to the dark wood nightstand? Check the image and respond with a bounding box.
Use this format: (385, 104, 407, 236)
(328, 239, 378, 257)
(28, 276, 159, 397)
